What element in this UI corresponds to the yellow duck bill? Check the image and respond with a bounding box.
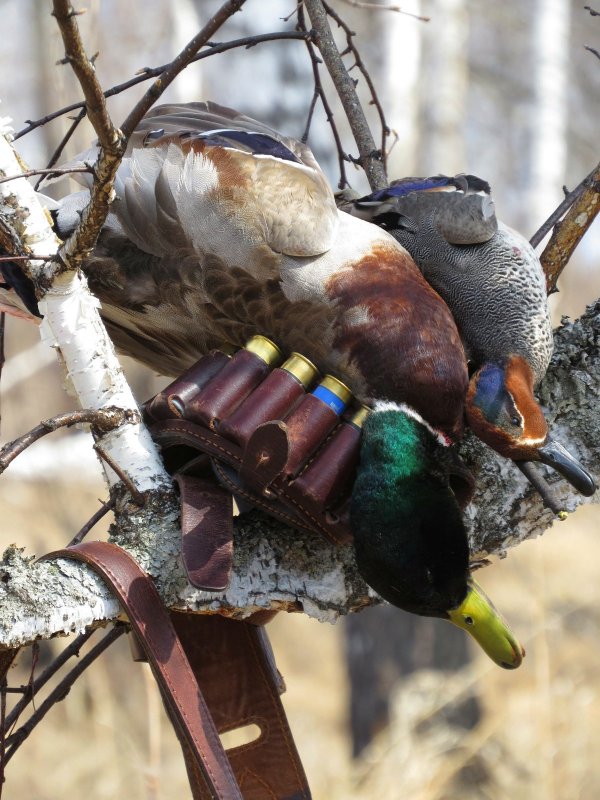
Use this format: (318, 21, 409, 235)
(447, 579, 525, 669)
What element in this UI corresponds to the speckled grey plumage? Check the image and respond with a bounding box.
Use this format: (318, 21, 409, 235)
(382, 216, 553, 384)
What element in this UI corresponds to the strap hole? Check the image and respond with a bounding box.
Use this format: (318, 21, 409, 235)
(220, 723, 262, 750)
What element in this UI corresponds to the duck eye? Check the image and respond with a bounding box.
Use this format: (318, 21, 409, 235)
(510, 416, 521, 427)
(463, 615, 474, 626)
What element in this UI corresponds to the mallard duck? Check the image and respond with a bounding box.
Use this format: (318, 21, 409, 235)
(353, 404, 523, 667)
(351, 176, 595, 497)
(0, 104, 522, 663)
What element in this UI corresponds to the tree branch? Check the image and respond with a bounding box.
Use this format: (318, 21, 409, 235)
(0, 408, 139, 474)
(119, 0, 248, 138)
(14, 31, 311, 141)
(4, 626, 126, 763)
(539, 160, 600, 292)
(337, 0, 430, 19)
(303, 0, 387, 190)
(51, 1, 117, 146)
(3, 630, 95, 733)
(322, 1, 391, 176)
(0, 166, 92, 186)
(297, 5, 350, 188)
(52, 0, 125, 271)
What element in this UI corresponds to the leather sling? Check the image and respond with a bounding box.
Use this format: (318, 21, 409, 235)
(42, 542, 311, 800)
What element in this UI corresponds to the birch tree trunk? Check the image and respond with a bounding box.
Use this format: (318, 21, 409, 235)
(417, 0, 469, 173)
(526, 0, 571, 234)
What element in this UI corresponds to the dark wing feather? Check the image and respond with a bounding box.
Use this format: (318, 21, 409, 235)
(353, 173, 497, 245)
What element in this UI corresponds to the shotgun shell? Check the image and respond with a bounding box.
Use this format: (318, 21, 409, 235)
(311, 375, 353, 415)
(281, 352, 319, 389)
(183, 335, 282, 429)
(244, 335, 283, 366)
(348, 404, 370, 429)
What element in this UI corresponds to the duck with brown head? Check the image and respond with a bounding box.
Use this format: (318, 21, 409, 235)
(351, 175, 596, 499)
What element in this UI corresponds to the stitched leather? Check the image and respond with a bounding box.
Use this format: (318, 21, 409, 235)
(185, 350, 272, 430)
(218, 369, 306, 447)
(174, 475, 233, 590)
(171, 613, 311, 800)
(290, 421, 361, 511)
(151, 420, 354, 545)
(240, 421, 290, 494)
(145, 350, 231, 422)
(280, 393, 340, 477)
(46, 542, 243, 800)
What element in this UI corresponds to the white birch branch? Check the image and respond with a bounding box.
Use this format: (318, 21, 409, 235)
(0, 116, 184, 646)
(0, 121, 170, 497)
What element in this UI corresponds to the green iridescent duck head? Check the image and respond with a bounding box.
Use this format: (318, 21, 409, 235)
(350, 403, 524, 669)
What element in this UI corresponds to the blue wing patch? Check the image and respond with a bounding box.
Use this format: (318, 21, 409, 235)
(365, 177, 454, 202)
(359, 174, 491, 204)
(182, 129, 302, 164)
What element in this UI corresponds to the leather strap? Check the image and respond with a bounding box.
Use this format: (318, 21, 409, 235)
(174, 475, 233, 590)
(171, 613, 311, 800)
(152, 419, 353, 545)
(44, 542, 311, 799)
(46, 542, 243, 800)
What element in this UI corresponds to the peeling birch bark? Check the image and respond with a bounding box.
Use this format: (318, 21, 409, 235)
(0, 117, 182, 647)
(0, 122, 170, 496)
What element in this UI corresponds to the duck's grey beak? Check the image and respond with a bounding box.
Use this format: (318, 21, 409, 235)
(537, 439, 596, 497)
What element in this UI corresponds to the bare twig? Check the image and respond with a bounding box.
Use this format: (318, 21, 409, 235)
(119, 0, 248, 138)
(51, 0, 125, 270)
(52, 1, 118, 147)
(303, 0, 387, 190)
(36, 107, 88, 188)
(584, 5, 599, 16)
(0, 407, 139, 474)
(4, 625, 126, 764)
(15, 31, 311, 141)
(539, 161, 600, 292)
(0, 166, 93, 186)
(297, 6, 350, 188)
(68, 499, 115, 547)
(3, 631, 95, 734)
(322, 1, 391, 177)
(93, 444, 146, 506)
(337, 0, 430, 19)
(0, 255, 55, 262)
(529, 164, 599, 248)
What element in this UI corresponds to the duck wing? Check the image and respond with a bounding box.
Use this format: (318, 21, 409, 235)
(50, 102, 341, 375)
(351, 174, 498, 245)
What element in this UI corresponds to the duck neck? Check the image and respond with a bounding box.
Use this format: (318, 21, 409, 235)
(351, 404, 469, 617)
